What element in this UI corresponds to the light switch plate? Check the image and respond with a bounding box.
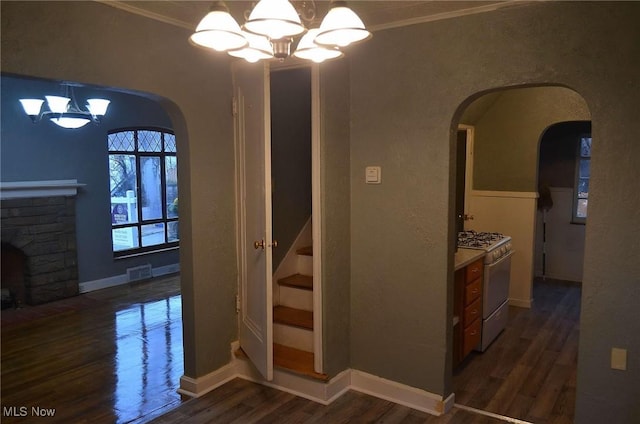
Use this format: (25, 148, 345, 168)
(366, 166, 381, 184)
(611, 347, 627, 371)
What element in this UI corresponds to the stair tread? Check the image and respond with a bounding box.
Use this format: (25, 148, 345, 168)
(234, 345, 328, 381)
(296, 246, 313, 256)
(273, 305, 313, 330)
(278, 274, 313, 290)
(274, 343, 328, 381)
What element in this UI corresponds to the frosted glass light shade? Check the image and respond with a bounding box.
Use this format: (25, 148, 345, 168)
(245, 0, 304, 40)
(45, 95, 70, 114)
(315, 3, 371, 48)
(50, 114, 91, 129)
(87, 99, 111, 116)
(19, 99, 44, 116)
(228, 32, 274, 63)
(293, 29, 343, 63)
(190, 8, 247, 51)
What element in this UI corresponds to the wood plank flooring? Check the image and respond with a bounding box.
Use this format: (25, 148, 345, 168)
(453, 278, 581, 423)
(1, 276, 579, 423)
(153, 277, 579, 424)
(1, 275, 184, 424)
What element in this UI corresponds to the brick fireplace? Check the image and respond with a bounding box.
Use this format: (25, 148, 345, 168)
(1, 180, 81, 306)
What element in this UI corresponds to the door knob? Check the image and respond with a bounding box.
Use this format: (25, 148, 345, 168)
(254, 240, 265, 250)
(464, 214, 474, 221)
(270, 240, 278, 248)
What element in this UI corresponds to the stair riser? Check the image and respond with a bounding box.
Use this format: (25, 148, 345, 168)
(296, 255, 313, 276)
(273, 323, 313, 352)
(278, 286, 313, 311)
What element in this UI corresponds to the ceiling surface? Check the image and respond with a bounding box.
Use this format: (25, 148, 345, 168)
(102, 1, 524, 32)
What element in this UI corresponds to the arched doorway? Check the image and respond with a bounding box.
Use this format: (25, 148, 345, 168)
(450, 85, 590, 423)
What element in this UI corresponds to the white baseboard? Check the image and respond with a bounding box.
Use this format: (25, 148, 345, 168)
(78, 263, 180, 293)
(178, 361, 238, 398)
(180, 342, 451, 417)
(350, 369, 451, 416)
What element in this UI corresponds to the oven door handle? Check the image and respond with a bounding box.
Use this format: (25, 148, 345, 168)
(487, 249, 515, 268)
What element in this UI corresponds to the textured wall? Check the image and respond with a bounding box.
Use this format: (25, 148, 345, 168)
(1, 0, 237, 379)
(472, 87, 590, 192)
(320, 60, 352, 377)
(349, 3, 640, 420)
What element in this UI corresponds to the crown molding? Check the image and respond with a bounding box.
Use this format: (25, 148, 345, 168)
(369, 1, 538, 33)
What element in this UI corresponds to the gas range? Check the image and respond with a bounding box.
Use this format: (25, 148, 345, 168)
(457, 230, 512, 264)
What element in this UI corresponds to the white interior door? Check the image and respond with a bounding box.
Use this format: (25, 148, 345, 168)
(234, 61, 273, 381)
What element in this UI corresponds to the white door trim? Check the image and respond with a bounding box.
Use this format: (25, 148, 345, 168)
(311, 64, 323, 373)
(458, 124, 475, 225)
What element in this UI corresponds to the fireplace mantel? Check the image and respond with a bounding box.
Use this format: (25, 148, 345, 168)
(0, 179, 85, 200)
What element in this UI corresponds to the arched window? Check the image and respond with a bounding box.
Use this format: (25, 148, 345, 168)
(108, 128, 178, 256)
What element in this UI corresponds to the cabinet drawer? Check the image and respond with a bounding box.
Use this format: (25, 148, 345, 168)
(464, 297, 482, 325)
(464, 278, 482, 306)
(462, 318, 481, 357)
(465, 259, 484, 283)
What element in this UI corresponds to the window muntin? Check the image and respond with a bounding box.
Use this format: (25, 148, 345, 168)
(109, 129, 178, 256)
(573, 136, 591, 223)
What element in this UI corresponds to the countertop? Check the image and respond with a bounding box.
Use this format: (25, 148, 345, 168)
(454, 248, 485, 270)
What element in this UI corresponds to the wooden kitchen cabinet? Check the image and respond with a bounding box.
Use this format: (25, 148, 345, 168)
(453, 257, 484, 368)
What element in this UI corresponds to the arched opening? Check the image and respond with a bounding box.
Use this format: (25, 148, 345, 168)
(0, 73, 186, 423)
(450, 85, 590, 423)
(1, 73, 181, 287)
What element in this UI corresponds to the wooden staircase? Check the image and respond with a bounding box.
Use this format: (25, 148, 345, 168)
(273, 244, 326, 380)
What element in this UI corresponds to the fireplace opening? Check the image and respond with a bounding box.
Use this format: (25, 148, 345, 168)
(1, 242, 26, 308)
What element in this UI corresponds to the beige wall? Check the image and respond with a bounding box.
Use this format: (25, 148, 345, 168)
(471, 87, 590, 192)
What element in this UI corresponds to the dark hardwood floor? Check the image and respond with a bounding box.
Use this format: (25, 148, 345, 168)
(1, 275, 184, 424)
(1, 276, 579, 423)
(453, 278, 580, 424)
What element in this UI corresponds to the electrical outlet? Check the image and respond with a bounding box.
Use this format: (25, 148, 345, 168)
(611, 347, 627, 371)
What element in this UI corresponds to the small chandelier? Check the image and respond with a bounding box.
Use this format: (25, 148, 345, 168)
(19, 84, 111, 129)
(189, 0, 371, 63)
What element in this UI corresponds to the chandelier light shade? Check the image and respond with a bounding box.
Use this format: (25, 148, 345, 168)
(293, 29, 343, 63)
(19, 84, 110, 129)
(189, 0, 370, 63)
(315, 1, 372, 48)
(245, 0, 305, 40)
(228, 31, 275, 63)
(189, 2, 248, 51)
(18, 99, 45, 116)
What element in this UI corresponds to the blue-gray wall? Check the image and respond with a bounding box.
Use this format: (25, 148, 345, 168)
(1, 75, 179, 283)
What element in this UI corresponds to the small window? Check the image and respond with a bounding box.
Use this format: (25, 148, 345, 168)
(573, 136, 591, 223)
(109, 128, 178, 256)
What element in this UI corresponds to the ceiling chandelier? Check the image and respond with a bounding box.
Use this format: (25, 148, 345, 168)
(19, 83, 110, 129)
(189, 0, 371, 63)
